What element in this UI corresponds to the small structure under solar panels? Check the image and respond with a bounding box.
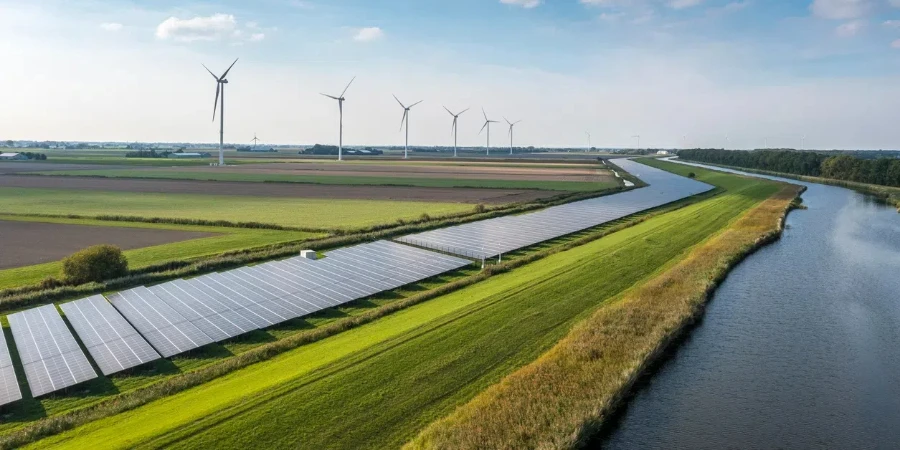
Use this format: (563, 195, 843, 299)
(60, 295, 160, 376)
(7, 304, 97, 397)
(108, 287, 214, 358)
(396, 159, 714, 258)
(0, 326, 22, 406)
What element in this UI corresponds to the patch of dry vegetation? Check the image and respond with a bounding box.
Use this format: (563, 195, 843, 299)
(407, 183, 802, 450)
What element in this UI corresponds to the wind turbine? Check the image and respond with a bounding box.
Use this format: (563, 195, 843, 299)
(444, 106, 469, 157)
(586, 132, 592, 151)
(321, 76, 356, 161)
(394, 95, 423, 159)
(251, 133, 260, 148)
(505, 117, 521, 155)
(479, 109, 499, 156)
(725, 133, 730, 149)
(800, 135, 806, 150)
(202, 58, 238, 166)
(632, 134, 641, 149)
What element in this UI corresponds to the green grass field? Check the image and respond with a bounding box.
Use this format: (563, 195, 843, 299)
(0, 216, 321, 290)
(0, 187, 476, 230)
(28, 162, 780, 449)
(29, 170, 616, 191)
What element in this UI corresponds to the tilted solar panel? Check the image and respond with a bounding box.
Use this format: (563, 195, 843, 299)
(0, 327, 22, 406)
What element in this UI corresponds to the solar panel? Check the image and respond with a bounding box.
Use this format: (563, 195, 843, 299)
(396, 159, 713, 258)
(0, 327, 22, 406)
(7, 304, 97, 397)
(60, 295, 160, 376)
(108, 287, 213, 358)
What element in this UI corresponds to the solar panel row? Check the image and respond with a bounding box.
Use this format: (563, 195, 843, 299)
(0, 327, 22, 407)
(109, 241, 471, 358)
(7, 305, 97, 398)
(396, 159, 714, 258)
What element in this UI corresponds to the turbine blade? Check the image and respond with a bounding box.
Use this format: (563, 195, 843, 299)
(212, 83, 220, 122)
(220, 58, 239, 79)
(451, 119, 456, 136)
(459, 107, 469, 115)
(482, 108, 488, 121)
(514, 120, 522, 125)
(340, 76, 356, 97)
(504, 117, 511, 125)
(409, 100, 423, 108)
(444, 106, 453, 116)
(400, 110, 408, 132)
(321, 93, 339, 100)
(202, 64, 218, 80)
(393, 94, 405, 109)
(479, 121, 488, 135)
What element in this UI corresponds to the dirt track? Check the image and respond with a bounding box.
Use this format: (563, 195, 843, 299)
(0, 175, 557, 204)
(0, 220, 216, 269)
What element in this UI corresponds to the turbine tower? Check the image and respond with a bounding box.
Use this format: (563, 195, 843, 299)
(586, 132, 592, 151)
(800, 135, 806, 150)
(202, 58, 238, 166)
(479, 109, 499, 156)
(394, 95, 423, 159)
(251, 133, 260, 148)
(320, 76, 356, 161)
(505, 117, 521, 155)
(632, 134, 641, 149)
(444, 106, 469, 157)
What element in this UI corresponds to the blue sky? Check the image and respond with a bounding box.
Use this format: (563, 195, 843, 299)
(2, 0, 900, 149)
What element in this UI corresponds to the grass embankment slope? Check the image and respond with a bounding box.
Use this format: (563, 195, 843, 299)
(0, 187, 475, 230)
(29, 161, 782, 449)
(408, 160, 801, 450)
(0, 215, 320, 290)
(29, 169, 615, 192)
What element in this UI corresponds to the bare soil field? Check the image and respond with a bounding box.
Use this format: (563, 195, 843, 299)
(0, 176, 555, 204)
(0, 162, 137, 174)
(0, 220, 217, 269)
(165, 162, 615, 183)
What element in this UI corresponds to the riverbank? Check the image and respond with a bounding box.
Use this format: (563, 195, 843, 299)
(678, 159, 900, 212)
(407, 162, 802, 450)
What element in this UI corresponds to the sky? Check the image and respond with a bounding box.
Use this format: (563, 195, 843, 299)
(2, 0, 900, 149)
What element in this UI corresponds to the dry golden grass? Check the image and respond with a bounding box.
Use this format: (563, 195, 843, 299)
(406, 183, 802, 450)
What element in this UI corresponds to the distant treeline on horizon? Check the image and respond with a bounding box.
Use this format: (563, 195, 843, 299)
(679, 148, 900, 188)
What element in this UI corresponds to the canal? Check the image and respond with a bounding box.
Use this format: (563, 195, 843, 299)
(601, 161, 900, 449)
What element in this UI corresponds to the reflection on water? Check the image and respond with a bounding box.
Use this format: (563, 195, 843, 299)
(601, 162, 900, 449)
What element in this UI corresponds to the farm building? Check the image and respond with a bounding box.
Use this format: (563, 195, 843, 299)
(656, 150, 671, 155)
(0, 153, 27, 160)
(168, 152, 211, 159)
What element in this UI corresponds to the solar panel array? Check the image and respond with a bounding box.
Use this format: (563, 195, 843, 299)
(108, 240, 470, 358)
(396, 159, 714, 258)
(7, 305, 97, 398)
(59, 295, 160, 375)
(0, 328, 22, 406)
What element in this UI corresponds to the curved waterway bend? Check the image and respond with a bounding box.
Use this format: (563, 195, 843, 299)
(601, 160, 900, 449)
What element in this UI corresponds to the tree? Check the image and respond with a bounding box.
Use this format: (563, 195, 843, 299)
(61, 245, 129, 285)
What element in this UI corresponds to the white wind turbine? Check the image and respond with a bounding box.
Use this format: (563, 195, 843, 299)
(320, 76, 356, 161)
(479, 109, 499, 156)
(394, 95, 423, 159)
(444, 106, 469, 157)
(202, 58, 238, 166)
(632, 134, 641, 149)
(505, 117, 521, 155)
(586, 132, 592, 151)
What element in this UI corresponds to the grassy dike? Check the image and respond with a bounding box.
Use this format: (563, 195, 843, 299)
(14, 162, 785, 449)
(406, 164, 802, 450)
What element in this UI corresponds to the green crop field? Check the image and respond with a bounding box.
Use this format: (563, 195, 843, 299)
(0, 215, 321, 290)
(29, 169, 617, 191)
(28, 161, 781, 449)
(0, 187, 476, 230)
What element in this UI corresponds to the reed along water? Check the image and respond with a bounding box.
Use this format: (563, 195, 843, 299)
(601, 161, 900, 449)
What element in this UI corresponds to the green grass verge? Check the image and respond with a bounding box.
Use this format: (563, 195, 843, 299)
(0, 216, 320, 290)
(28, 170, 616, 191)
(0, 187, 476, 230)
(27, 163, 780, 449)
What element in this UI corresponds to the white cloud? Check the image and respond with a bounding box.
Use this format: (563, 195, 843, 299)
(836, 19, 866, 37)
(353, 27, 384, 42)
(500, 0, 542, 8)
(156, 14, 237, 42)
(100, 22, 123, 32)
(249, 33, 265, 42)
(723, 1, 751, 12)
(884, 19, 900, 27)
(668, 0, 703, 9)
(810, 0, 872, 20)
(892, 39, 900, 48)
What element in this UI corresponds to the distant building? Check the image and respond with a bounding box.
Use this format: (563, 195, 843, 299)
(656, 150, 671, 155)
(0, 153, 27, 160)
(168, 152, 211, 159)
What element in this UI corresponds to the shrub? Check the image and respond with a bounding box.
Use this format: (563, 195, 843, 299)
(62, 245, 129, 285)
(687, 172, 696, 178)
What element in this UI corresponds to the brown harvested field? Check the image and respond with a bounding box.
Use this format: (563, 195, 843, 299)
(0, 220, 217, 269)
(164, 162, 615, 183)
(0, 175, 556, 204)
(0, 162, 138, 174)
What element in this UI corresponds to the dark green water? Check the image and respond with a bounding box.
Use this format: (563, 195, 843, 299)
(602, 162, 900, 449)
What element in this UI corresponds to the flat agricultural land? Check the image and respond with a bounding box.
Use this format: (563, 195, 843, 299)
(0, 176, 555, 204)
(24, 163, 782, 449)
(0, 162, 139, 174)
(0, 220, 216, 269)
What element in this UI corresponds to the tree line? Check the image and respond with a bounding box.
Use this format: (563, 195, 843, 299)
(679, 149, 900, 188)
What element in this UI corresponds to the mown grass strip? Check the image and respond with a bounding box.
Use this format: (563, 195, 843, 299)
(406, 174, 801, 450)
